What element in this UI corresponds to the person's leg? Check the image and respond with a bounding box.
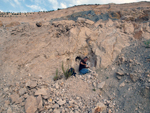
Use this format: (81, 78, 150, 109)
(80, 68, 90, 75)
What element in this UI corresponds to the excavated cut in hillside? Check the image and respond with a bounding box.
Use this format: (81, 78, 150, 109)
(0, 1, 150, 113)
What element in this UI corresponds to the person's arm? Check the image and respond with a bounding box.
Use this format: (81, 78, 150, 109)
(81, 61, 86, 65)
(80, 61, 90, 68)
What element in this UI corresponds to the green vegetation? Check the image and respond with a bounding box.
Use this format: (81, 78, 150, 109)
(93, 89, 96, 91)
(53, 68, 59, 81)
(144, 39, 150, 48)
(62, 62, 72, 79)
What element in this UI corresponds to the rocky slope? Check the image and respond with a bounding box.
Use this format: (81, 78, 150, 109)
(0, 1, 150, 113)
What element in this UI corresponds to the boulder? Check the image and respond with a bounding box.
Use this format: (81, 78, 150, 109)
(36, 22, 42, 27)
(35, 88, 48, 96)
(5, 21, 20, 27)
(98, 81, 105, 89)
(25, 96, 37, 113)
(0, 21, 3, 27)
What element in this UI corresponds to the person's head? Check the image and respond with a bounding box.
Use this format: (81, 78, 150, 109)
(83, 56, 88, 62)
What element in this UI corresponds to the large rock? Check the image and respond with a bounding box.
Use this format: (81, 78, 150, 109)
(25, 96, 37, 113)
(5, 21, 20, 27)
(37, 95, 43, 109)
(26, 80, 37, 88)
(35, 88, 48, 96)
(36, 22, 42, 27)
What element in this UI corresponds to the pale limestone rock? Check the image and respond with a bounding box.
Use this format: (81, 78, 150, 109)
(10, 93, 20, 104)
(98, 81, 105, 89)
(19, 88, 27, 96)
(57, 99, 66, 106)
(37, 95, 43, 109)
(77, 17, 86, 23)
(119, 82, 125, 87)
(53, 109, 60, 113)
(106, 19, 114, 27)
(7, 107, 12, 113)
(25, 96, 37, 113)
(124, 22, 134, 34)
(35, 88, 48, 96)
(26, 80, 37, 88)
(85, 19, 94, 25)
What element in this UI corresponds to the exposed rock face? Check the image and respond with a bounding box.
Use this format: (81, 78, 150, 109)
(0, 2, 150, 113)
(5, 21, 20, 27)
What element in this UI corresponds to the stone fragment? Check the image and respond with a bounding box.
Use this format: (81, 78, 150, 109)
(35, 88, 48, 96)
(98, 81, 105, 89)
(116, 70, 124, 76)
(25, 96, 37, 113)
(4, 87, 9, 92)
(53, 109, 60, 113)
(19, 88, 27, 96)
(57, 99, 66, 106)
(93, 102, 106, 113)
(130, 73, 139, 82)
(55, 83, 59, 89)
(116, 76, 122, 80)
(26, 80, 37, 88)
(119, 82, 125, 87)
(37, 95, 43, 109)
(4, 100, 10, 107)
(85, 19, 94, 25)
(93, 82, 97, 87)
(77, 17, 86, 23)
(36, 22, 42, 27)
(7, 107, 12, 113)
(10, 93, 20, 104)
(52, 104, 59, 108)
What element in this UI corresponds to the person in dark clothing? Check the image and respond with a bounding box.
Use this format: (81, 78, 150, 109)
(79, 57, 90, 75)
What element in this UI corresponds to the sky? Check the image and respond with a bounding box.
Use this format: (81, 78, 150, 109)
(0, 0, 149, 12)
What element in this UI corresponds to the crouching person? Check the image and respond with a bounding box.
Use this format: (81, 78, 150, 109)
(79, 57, 90, 75)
